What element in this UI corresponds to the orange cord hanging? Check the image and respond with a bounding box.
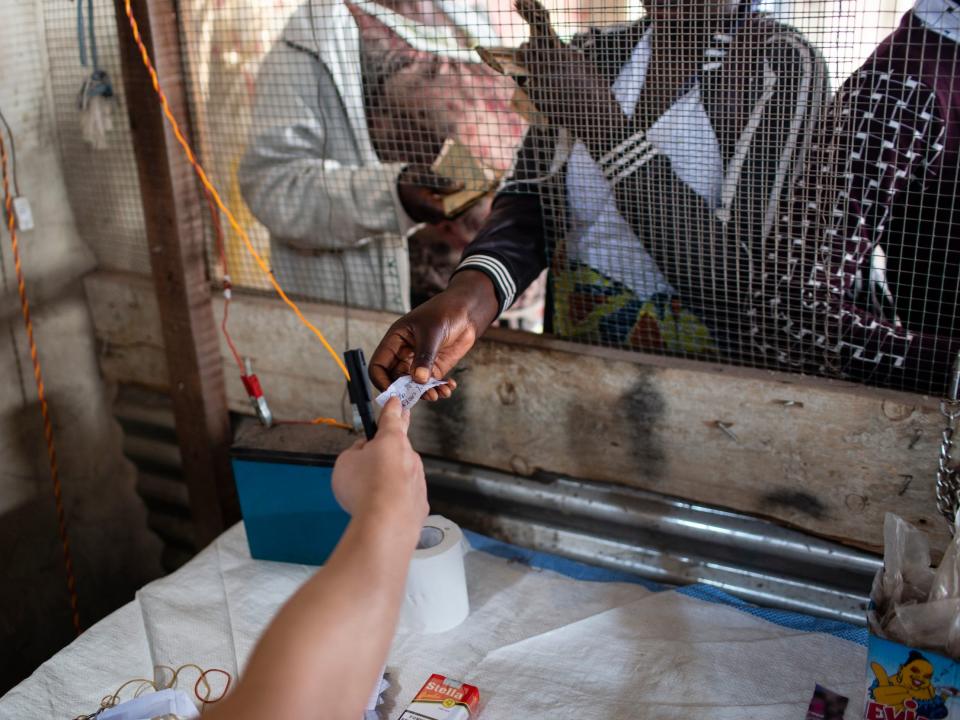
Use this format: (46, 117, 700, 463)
(0, 133, 81, 635)
(204, 189, 350, 429)
(122, 0, 350, 383)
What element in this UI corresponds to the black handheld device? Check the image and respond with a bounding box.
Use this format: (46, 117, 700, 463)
(344, 348, 378, 440)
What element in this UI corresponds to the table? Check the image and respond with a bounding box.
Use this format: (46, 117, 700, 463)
(0, 523, 869, 719)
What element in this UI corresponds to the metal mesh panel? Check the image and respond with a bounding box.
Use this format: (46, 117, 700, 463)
(177, 0, 549, 313)
(42, 0, 150, 275)
(41, 0, 960, 395)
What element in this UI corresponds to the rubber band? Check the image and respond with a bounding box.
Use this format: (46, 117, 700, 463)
(194, 668, 232, 705)
(73, 664, 235, 719)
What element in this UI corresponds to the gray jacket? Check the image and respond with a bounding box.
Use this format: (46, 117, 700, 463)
(240, 1, 499, 312)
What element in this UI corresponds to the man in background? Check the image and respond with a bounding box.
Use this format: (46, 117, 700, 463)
(240, 0, 525, 313)
(370, 0, 960, 396)
(368, 0, 829, 391)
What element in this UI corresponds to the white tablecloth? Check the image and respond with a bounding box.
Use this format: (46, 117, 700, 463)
(0, 524, 868, 719)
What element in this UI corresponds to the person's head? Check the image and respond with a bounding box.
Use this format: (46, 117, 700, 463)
(641, 0, 744, 23)
(894, 652, 936, 701)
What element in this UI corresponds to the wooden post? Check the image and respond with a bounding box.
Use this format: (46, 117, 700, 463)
(112, 0, 238, 546)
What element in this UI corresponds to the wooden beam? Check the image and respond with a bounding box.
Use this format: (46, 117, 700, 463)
(84, 271, 952, 554)
(111, 0, 237, 546)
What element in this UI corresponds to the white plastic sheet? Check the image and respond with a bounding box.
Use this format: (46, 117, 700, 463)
(0, 524, 868, 719)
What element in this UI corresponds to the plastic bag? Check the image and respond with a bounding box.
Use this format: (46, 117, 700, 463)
(79, 91, 114, 151)
(872, 513, 960, 660)
(931, 518, 960, 602)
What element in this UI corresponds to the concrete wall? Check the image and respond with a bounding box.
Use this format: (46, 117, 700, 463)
(0, 0, 162, 693)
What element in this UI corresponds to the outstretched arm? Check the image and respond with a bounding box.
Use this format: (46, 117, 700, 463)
(205, 399, 428, 720)
(369, 122, 555, 394)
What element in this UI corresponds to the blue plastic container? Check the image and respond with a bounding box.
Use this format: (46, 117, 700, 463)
(231, 447, 350, 566)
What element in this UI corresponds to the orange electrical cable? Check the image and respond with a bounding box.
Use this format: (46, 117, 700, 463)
(122, 0, 350, 382)
(0, 133, 81, 635)
(277, 416, 353, 429)
(204, 190, 348, 428)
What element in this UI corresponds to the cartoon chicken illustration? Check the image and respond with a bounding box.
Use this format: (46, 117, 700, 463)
(870, 651, 950, 719)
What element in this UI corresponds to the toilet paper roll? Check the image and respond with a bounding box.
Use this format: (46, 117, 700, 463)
(398, 515, 470, 634)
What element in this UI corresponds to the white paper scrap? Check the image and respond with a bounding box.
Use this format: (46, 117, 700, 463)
(375, 375, 447, 411)
(97, 689, 199, 720)
(365, 674, 390, 715)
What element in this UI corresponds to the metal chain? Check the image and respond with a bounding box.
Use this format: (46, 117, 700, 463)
(937, 401, 960, 530)
(937, 353, 960, 532)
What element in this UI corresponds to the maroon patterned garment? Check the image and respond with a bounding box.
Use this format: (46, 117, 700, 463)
(770, 2, 960, 392)
(457, 3, 960, 394)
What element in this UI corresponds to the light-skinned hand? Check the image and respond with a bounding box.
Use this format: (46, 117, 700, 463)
(331, 397, 428, 534)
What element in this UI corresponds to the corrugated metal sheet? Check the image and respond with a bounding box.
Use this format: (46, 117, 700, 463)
(426, 459, 879, 624)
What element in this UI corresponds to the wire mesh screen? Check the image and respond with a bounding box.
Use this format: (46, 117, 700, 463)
(40, 0, 960, 395)
(176, 0, 543, 314)
(42, 0, 151, 275)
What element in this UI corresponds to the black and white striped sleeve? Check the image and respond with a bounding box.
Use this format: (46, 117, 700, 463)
(456, 254, 520, 313)
(452, 123, 558, 313)
(455, 193, 547, 314)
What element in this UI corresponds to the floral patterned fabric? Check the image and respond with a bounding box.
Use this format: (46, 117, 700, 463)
(553, 265, 716, 354)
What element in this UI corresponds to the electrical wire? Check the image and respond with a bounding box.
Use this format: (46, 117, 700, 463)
(276, 416, 353, 428)
(202, 188, 245, 373)
(202, 152, 349, 429)
(0, 130, 81, 636)
(125, 0, 354, 430)
(122, 0, 350, 382)
(0, 106, 21, 196)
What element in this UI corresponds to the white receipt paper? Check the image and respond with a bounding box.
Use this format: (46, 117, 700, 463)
(375, 374, 447, 411)
(398, 515, 470, 634)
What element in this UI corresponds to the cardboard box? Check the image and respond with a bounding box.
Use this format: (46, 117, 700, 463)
(864, 634, 960, 719)
(399, 674, 480, 720)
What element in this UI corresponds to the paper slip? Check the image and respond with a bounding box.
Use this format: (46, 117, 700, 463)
(376, 375, 447, 411)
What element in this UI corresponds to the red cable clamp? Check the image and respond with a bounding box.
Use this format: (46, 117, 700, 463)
(241, 358, 273, 427)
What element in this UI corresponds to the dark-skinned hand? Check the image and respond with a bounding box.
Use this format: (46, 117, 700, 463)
(397, 164, 465, 225)
(514, 0, 625, 147)
(369, 271, 500, 401)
